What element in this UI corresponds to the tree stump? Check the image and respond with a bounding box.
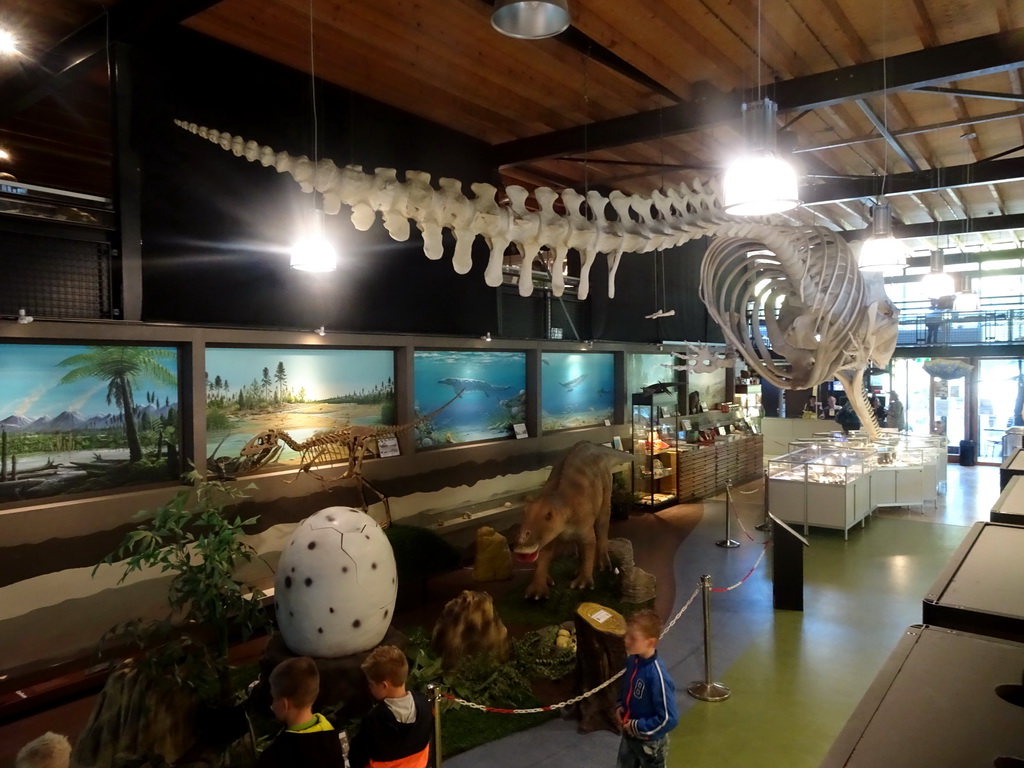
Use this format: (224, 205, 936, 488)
(572, 602, 626, 734)
(72, 665, 200, 768)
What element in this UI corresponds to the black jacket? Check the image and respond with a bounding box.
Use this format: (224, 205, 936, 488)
(257, 727, 345, 768)
(348, 692, 434, 768)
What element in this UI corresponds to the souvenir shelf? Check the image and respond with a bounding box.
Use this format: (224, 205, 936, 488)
(733, 382, 763, 426)
(769, 446, 871, 538)
(631, 392, 680, 509)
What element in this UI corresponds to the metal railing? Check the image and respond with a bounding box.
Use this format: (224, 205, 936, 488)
(895, 308, 1024, 347)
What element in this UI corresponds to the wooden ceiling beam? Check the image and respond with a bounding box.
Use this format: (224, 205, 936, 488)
(493, 28, 1024, 165)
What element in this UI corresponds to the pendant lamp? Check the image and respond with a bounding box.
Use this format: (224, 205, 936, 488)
(953, 290, 980, 312)
(291, 210, 337, 272)
(722, 99, 800, 216)
(858, 201, 906, 273)
(920, 250, 954, 299)
(492, 0, 571, 39)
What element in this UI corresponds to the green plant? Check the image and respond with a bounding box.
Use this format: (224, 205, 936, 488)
(611, 470, 639, 520)
(95, 470, 272, 704)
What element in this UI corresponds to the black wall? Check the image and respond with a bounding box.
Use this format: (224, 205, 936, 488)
(125, 27, 718, 341)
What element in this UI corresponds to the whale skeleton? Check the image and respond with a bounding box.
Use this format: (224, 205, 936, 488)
(176, 120, 899, 437)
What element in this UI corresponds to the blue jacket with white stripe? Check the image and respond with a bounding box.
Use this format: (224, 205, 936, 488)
(616, 651, 678, 741)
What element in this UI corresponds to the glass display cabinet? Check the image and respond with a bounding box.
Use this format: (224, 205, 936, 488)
(768, 446, 871, 538)
(631, 392, 680, 509)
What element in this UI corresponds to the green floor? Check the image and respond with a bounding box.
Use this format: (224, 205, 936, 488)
(670, 517, 968, 768)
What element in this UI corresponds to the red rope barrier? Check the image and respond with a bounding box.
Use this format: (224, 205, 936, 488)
(711, 541, 770, 592)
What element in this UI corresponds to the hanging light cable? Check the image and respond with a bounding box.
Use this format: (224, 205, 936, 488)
(858, 17, 905, 275)
(290, 0, 337, 273)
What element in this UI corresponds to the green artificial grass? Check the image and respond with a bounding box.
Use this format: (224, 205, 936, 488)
(496, 555, 652, 628)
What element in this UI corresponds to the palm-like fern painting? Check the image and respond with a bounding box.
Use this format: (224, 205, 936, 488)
(0, 344, 180, 502)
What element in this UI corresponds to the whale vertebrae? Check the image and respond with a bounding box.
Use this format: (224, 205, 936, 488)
(175, 119, 733, 300)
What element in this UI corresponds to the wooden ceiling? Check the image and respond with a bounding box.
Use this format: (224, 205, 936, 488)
(4, 0, 1024, 255)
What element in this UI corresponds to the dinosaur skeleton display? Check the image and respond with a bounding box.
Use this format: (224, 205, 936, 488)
(237, 392, 463, 526)
(177, 121, 898, 439)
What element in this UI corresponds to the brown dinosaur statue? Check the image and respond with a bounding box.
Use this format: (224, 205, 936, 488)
(513, 441, 635, 599)
(236, 391, 462, 526)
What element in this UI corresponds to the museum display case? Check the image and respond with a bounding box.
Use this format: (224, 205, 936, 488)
(733, 382, 762, 426)
(990, 474, 1024, 525)
(631, 392, 679, 508)
(769, 446, 871, 537)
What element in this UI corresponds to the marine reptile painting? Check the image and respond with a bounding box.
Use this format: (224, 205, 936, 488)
(541, 353, 614, 431)
(413, 350, 526, 447)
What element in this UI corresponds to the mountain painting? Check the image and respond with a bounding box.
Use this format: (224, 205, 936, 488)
(0, 343, 180, 503)
(541, 352, 614, 430)
(204, 347, 395, 473)
(413, 350, 526, 447)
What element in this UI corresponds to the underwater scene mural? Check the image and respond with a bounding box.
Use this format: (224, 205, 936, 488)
(204, 348, 394, 469)
(413, 350, 526, 447)
(541, 353, 614, 430)
(626, 353, 678, 396)
(0, 343, 180, 502)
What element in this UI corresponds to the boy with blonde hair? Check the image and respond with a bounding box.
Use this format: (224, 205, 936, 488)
(615, 609, 678, 768)
(258, 656, 345, 768)
(349, 645, 433, 768)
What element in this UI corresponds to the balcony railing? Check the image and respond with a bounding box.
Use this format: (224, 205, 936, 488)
(896, 308, 1024, 347)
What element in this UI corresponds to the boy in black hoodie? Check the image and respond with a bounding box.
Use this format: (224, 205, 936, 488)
(348, 645, 434, 768)
(258, 656, 345, 768)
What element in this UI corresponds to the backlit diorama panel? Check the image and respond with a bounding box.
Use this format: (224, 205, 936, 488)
(626, 353, 677, 394)
(413, 350, 526, 447)
(204, 347, 395, 469)
(541, 352, 614, 430)
(0, 343, 180, 502)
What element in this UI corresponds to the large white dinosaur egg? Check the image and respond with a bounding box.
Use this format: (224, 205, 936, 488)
(275, 507, 398, 658)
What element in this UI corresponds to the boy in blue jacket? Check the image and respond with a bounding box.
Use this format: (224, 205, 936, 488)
(615, 609, 678, 768)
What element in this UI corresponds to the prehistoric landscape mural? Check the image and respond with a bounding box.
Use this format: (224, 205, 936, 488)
(413, 350, 527, 447)
(0, 343, 180, 502)
(204, 348, 395, 469)
(541, 352, 614, 430)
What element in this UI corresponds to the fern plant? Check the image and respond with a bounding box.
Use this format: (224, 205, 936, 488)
(95, 470, 272, 703)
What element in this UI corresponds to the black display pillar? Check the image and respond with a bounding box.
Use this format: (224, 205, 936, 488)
(770, 513, 809, 611)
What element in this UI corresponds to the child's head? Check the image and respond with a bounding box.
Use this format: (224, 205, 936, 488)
(15, 732, 71, 768)
(624, 609, 662, 658)
(361, 645, 409, 700)
(269, 656, 320, 721)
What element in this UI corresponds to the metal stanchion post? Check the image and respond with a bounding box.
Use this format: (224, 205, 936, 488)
(426, 683, 442, 768)
(716, 480, 740, 548)
(756, 468, 772, 532)
(686, 574, 731, 702)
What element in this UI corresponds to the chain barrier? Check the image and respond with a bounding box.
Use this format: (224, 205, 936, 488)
(725, 485, 757, 542)
(441, 586, 701, 714)
(711, 541, 770, 592)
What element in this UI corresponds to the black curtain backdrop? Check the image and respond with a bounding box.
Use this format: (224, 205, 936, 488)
(131, 27, 715, 341)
